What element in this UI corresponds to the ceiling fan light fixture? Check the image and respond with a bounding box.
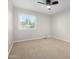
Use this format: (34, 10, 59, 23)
(47, 5, 51, 8)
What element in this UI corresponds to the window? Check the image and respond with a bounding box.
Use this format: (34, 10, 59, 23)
(18, 14, 37, 30)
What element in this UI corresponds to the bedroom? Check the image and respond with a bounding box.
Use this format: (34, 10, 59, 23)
(8, 0, 70, 59)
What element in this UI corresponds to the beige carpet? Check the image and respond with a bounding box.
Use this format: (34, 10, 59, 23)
(9, 38, 70, 59)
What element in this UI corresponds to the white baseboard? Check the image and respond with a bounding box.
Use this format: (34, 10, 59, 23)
(51, 36, 70, 42)
(14, 35, 69, 43)
(8, 41, 14, 55)
(14, 36, 52, 43)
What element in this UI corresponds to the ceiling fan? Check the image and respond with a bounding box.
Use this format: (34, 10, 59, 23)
(37, 0, 59, 10)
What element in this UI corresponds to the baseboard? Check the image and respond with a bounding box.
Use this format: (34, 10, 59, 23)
(51, 35, 70, 42)
(14, 36, 52, 43)
(8, 41, 14, 55)
(14, 35, 69, 43)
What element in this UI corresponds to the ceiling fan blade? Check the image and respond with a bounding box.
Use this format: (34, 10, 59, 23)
(52, 1, 58, 5)
(37, 2, 45, 5)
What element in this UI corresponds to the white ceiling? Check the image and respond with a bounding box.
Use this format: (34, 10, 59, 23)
(12, 0, 70, 14)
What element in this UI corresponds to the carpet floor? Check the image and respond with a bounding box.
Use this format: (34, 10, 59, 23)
(9, 38, 70, 59)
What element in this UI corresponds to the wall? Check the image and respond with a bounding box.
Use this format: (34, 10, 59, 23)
(51, 9, 70, 42)
(8, 0, 14, 53)
(14, 7, 51, 42)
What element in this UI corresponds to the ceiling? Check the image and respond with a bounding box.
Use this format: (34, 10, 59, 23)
(12, 0, 70, 14)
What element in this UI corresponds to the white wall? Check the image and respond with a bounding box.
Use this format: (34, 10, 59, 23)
(8, 0, 14, 53)
(13, 7, 70, 42)
(14, 7, 51, 42)
(51, 9, 70, 42)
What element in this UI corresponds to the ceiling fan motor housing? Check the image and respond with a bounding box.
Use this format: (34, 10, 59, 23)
(46, 0, 51, 5)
